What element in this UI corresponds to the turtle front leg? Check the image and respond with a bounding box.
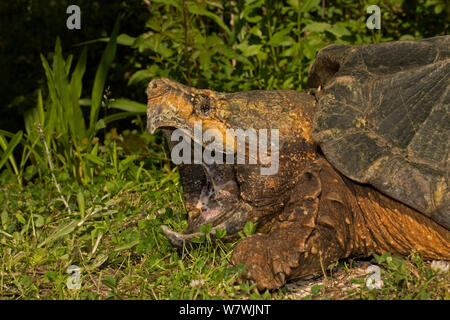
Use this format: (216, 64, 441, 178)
(231, 159, 358, 290)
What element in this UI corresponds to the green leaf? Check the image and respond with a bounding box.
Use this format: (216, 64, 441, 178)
(94, 119, 106, 132)
(119, 155, 138, 173)
(215, 228, 226, 239)
(83, 153, 105, 166)
(311, 284, 324, 295)
(151, 0, 181, 10)
(300, 0, 320, 13)
(399, 34, 415, 41)
(16, 213, 26, 225)
(24, 107, 39, 136)
(0, 131, 22, 172)
(65, 54, 73, 76)
(77, 190, 85, 219)
(350, 278, 364, 284)
(90, 253, 109, 269)
(268, 28, 294, 46)
(89, 18, 120, 131)
(1, 210, 9, 227)
(192, 235, 206, 243)
(243, 221, 257, 237)
(41, 53, 66, 136)
(108, 99, 147, 113)
(33, 214, 45, 228)
(75, 33, 136, 47)
(114, 239, 140, 252)
(199, 223, 212, 235)
(328, 24, 351, 38)
(127, 69, 155, 86)
(37, 89, 45, 127)
(101, 112, 141, 125)
(38, 220, 78, 248)
(102, 276, 118, 289)
(0, 129, 15, 138)
(236, 43, 263, 57)
(52, 38, 86, 141)
(188, 4, 231, 37)
(70, 46, 88, 100)
(304, 22, 331, 33)
(79, 98, 91, 106)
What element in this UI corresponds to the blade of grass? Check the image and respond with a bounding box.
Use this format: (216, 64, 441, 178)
(37, 89, 45, 127)
(89, 18, 120, 132)
(74, 33, 135, 47)
(108, 99, 147, 113)
(38, 220, 78, 248)
(101, 112, 141, 125)
(24, 107, 39, 136)
(0, 129, 15, 138)
(53, 38, 86, 142)
(41, 52, 65, 137)
(70, 46, 88, 100)
(77, 190, 85, 219)
(0, 131, 22, 172)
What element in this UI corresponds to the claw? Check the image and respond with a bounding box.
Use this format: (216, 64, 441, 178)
(277, 272, 286, 284)
(248, 280, 259, 294)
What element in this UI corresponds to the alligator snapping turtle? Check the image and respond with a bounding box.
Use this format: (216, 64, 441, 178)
(146, 36, 450, 290)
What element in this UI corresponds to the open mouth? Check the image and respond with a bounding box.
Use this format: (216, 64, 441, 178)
(158, 128, 251, 248)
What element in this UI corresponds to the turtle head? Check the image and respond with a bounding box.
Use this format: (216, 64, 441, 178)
(146, 78, 236, 151)
(146, 78, 318, 247)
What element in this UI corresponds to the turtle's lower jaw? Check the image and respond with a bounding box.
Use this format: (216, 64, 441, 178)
(156, 128, 249, 248)
(161, 176, 252, 248)
(161, 201, 252, 248)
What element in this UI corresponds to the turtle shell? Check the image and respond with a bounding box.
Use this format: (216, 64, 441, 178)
(309, 36, 449, 230)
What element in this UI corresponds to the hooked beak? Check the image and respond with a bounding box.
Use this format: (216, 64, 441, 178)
(146, 78, 195, 134)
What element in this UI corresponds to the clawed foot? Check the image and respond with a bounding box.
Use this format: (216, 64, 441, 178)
(231, 233, 302, 290)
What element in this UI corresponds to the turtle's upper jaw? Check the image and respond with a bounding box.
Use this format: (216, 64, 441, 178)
(146, 78, 234, 151)
(146, 78, 195, 135)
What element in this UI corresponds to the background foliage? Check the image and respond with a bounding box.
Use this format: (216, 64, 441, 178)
(1, 0, 449, 132)
(0, 0, 449, 299)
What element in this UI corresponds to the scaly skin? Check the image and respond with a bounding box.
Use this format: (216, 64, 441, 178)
(232, 158, 450, 289)
(146, 78, 450, 290)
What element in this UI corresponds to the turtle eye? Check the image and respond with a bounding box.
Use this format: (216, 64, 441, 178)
(193, 94, 212, 116)
(200, 103, 210, 115)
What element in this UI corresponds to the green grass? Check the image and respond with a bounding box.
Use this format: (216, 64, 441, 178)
(0, 129, 276, 299)
(0, 129, 448, 300)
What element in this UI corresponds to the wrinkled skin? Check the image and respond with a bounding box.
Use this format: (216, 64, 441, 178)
(146, 78, 450, 290)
